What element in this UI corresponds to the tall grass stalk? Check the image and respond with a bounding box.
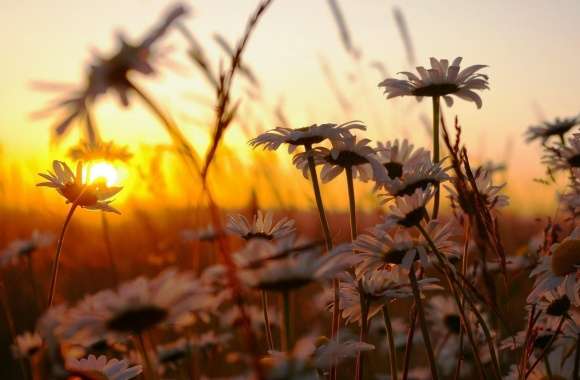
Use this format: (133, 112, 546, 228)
(432, 96, 441, 218)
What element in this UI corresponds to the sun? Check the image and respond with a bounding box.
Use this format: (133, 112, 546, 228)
(86, 161, 119, 187)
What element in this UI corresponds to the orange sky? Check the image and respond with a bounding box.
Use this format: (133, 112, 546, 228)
(1, 0, 579, 214)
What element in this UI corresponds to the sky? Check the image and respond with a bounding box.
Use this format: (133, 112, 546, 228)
(1, 0, 579, 213)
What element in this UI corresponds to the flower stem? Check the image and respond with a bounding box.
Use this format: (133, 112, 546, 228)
(136, 333, 157, 380)
(345, 167, 358, 239)
(101, 211, 119, 287)
(525, 316, 566, 377)
(304, 143, 340, 362)
(281, 291, 292, 352)
(409, 266, 439, 380)
(47, 203, 78, 307)
(432, 96, 441, 219)
(382, 304, 398, 380)
(261, 290, 275, 350)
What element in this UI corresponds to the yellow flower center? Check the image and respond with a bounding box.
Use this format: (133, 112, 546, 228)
(551, 239, 580, 276)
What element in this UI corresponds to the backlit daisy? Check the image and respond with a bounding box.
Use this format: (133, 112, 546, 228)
(37, 160, 122, 214)
(527, 226, 580, 301)
(536, 282, 578, 323)
(446, 168, 509, 214)
(0, 230, 53, 266)
(66, 354, 142, 380)
(525, 115, 580, 144)
(378, 57, 489, 108)
(380, 155, 448, 199)
(543, 133, 580, 172)
(227, 210, 295, 241)
(11, 332, 43, 359)
(379, 187, 434, 229)
(376, 139, 429, 181)
(249, 121, 365, 153)
(238, 244, 358, 292)
(306, 134, 388, 183)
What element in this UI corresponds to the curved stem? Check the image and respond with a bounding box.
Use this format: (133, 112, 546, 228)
(47, 203, 78, 307)
(261, 290, 274, 350)
(432, 96, 441, 219)
(101, 211, 119, 287)
(409, 267, 439, 380)
(382, 304, 398, 380)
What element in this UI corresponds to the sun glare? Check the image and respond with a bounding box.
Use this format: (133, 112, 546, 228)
(86, 162, 120, 187)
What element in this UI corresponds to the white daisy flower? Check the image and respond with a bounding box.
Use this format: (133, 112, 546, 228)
(536, 282, 578, 323)
(11, 332, 43, 359)
(313, 336, 374, 370)
(37, 160, 122, 214)
(525, 115, 580, 144)
(380, 155, 449, 200)
(376, 139, 430, 181)
(446, 168, 509, 214)
(66, 354, 142, 380)
(249, 121, 366, 153)
(379, 187, 434, 229)
(226, 210, 295, 241)
(1, 230, 53, 266)
(542, 132, 580, 172)
(293, 134, 387, 183)
(181, 225, 221, 242)
(378, 57, 489, 108)
(354, 228, 422, 272)
(339, 270, 440, 325)
(61, 269, 203, 341)
(238, 244, 359, 292)
(528, 226, 580, 301)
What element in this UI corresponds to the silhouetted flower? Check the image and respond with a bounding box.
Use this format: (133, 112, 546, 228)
(227, 210, 295, 241)
(379, 188, 433, 229)
(526, 115, 580, 144)
(66, 354, 142, 380)
(379, 57, 489, 108)
(1, 230, 53, 266)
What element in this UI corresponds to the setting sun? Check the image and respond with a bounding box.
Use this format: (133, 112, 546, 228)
(86, 162, 120, 187)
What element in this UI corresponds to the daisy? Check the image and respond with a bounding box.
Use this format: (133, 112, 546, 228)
(68, 140, 132, 163)
(313, 336, 374, 371)
(262, 337, 318, 380)
(446, 167, 509, 214)
(249, 120, 366, 153)
(0, 230, 53, 266)
(39, 5, 188, 140)
(536, 282, 578, 323)
(226, 210, 295, 241)
(61, 269, 202, 340)
(376, 139, 429, 181)
(543, 133, 580, 172)
(426, 295, 466, 337)
(66, 354, 142, 380)
(238, 244, 358, 292)
(380, 155, 449, 199)
(354, 228, 421, 272)
(37, 160, 122, 214)
(339, 270, 439, 324)
(11, 332, 43, 359)
(525, 115, 580, 144)
(378, 57, 489, 108)
(527, 226, 580, 301)
(379, 187, 434, 229)
(306, 135, 388, 183)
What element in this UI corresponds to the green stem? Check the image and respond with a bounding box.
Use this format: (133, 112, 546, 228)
(261, 290, 274, 350)
(281, 291, 292, 352)
(101, 211, 119, 287)
(382, 304, 398, 380)
(409, 267, 439, 380)
(47, 203, 78, 307)
(432, 96, 441, 219)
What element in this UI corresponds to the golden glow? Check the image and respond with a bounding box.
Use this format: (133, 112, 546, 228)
(86, 162, 120, 187)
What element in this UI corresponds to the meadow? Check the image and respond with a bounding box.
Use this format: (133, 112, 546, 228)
(0, 2, 578, 380)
